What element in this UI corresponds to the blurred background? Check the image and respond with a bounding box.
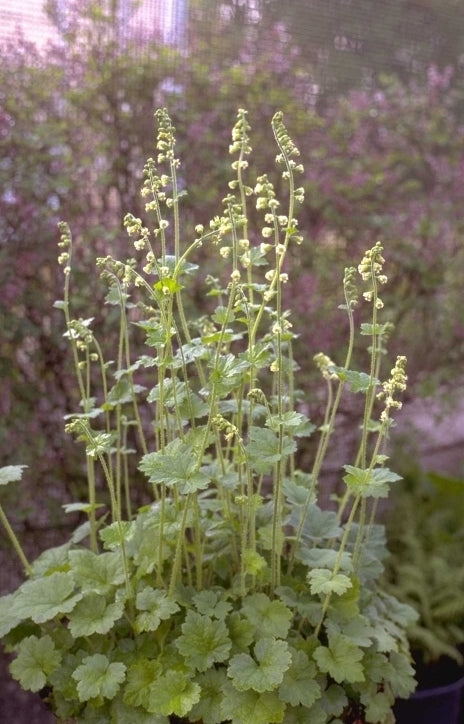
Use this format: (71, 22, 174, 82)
(1, 1, 464, 720)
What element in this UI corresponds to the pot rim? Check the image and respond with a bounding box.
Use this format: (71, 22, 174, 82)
(412, 674, 464, 699)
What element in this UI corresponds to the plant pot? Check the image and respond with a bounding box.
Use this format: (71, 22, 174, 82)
(394, 656, 464, 724)
(393, 676, 464, 724)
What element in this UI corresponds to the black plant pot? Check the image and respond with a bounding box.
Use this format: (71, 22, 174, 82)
(394, 676, 464, 724)
(394, 654, 464, 724)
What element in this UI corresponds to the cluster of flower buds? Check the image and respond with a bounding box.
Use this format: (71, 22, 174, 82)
(357, 241, 388, 309)
(378, 355, 408, 422)
(57, 221, 72, 275)
(212, 414, 241, 443)
(154, 107, 178, 166)
(272, 111, 304, 177)
(314, 352, 338, 381)
(229, 108, 252, 160)
(342, 266, 359, 311)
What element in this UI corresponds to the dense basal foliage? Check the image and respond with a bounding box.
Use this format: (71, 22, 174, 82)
(0, 110, 416, 724)
(1, 1, 464, 538)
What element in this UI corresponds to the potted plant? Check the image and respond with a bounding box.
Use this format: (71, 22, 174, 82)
(0, 108, 417, 723)
(384, 467, 464, 723)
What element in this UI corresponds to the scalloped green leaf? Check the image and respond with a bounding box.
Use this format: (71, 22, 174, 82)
(72, 653, 126, 702)
(139, 439, 211, 493)
(123, 659, 162, 710)
(386, 651, 416, 698)
(327, 575, 361, 620)
(188, 668, 229, 724)
(9, 635, 61, 692)
(31, 541, 72, 575)
(319, 683, 348, 718)
(14, 572, 82, 623)
(192, 590, 232, 619)
(245, 427, 296, 473)
(85, 432, 114, 459)
(68, 549, 126, 594)
(282, 703, 327, 724)
(176, 392, 209, 420)
(212, 305, 235, 324)
(313, 633, 364, 684)
(202, 330, 235, 345)
(134, 587, 179, 633)
(266, 411, 315, 436)
(307, 569, 353, 596)
(99, 520, 135, 550)
(175, 610, 231, 672)
(326, 615, 375, 648)
(360, 684, 393, 723)
(155, 254, 198, 277)
(360, 322, 392, 337)
(343, 465, 402, 498)
(208, 353, 250, 396)
(145, 669, 201, 717)
(110, 695, 166, 723)
(147, 377, 188, 405)
(331, 367, 377, 393)
(283, 475, 315, 506)
(106, 377, 146, 406)
(154, 277, 183, 294)
(242, 549, 268, 576)
(134, 318, 168, 347)
(0, 593, 23, 636)
(68, 593, 124, 637)
(278, 648, 321, 708)
(227, 612, 255, 654)
(296, 547, 352, 572)
(290, 504, 342, 541)
(241, 593, 293, 639)
(227, 637, 291, 692)
(275, 586, 322, 623)
(220, 682, 285, 724)
(176, 339, 209, 366)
